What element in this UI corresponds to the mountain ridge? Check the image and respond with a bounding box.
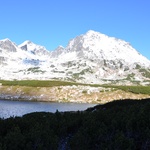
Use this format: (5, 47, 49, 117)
(0, 30, 150, 85)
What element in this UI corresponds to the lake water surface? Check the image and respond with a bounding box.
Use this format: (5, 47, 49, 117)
(0, 100, 96, 119)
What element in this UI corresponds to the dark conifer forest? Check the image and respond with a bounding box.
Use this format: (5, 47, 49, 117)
(1, 98, 150, 150)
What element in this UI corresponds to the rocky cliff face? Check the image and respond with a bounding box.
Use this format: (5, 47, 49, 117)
(0, 30, 150, 85)
(0, 39, 17, 52)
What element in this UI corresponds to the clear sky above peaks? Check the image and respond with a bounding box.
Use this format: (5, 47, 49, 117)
(0, 0, 150, 59)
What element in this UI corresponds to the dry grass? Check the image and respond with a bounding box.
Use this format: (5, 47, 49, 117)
(0, 85, 150, 103)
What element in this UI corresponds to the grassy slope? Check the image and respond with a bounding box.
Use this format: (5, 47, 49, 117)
(0, 80, 80, 87)
(0, 80, 150, 95)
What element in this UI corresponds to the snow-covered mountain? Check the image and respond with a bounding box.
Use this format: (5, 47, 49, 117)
(19, 40, 51, 57)
(0, 30, 150, 85)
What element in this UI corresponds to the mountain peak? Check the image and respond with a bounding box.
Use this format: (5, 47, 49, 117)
(85, 30, 107, 38)
(19, 40, 34, 47)
(64, 30, 150, 67)
(86, 30, 101, 34)
(0, 38, 17, 52)
(0, 38, 12, 42)
(18, 40, 50, 56)
(24, 40, 33, 44)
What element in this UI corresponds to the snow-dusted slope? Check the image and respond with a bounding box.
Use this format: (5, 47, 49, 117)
(0, 30, 150, 85)
(0, 39, 51, 80)
(19, 40, 51, 57)
(61, 30, 149, 66)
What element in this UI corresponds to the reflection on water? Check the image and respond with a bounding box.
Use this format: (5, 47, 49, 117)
(0, 100, 96, 119)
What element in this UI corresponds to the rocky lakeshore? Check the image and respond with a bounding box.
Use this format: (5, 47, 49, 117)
(0, 85, 150, 103)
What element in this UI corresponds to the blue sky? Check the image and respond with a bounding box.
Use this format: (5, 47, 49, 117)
(0, 0, 150, 59)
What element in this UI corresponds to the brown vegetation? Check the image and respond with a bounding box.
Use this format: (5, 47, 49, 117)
(0, 85, 149, 103)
